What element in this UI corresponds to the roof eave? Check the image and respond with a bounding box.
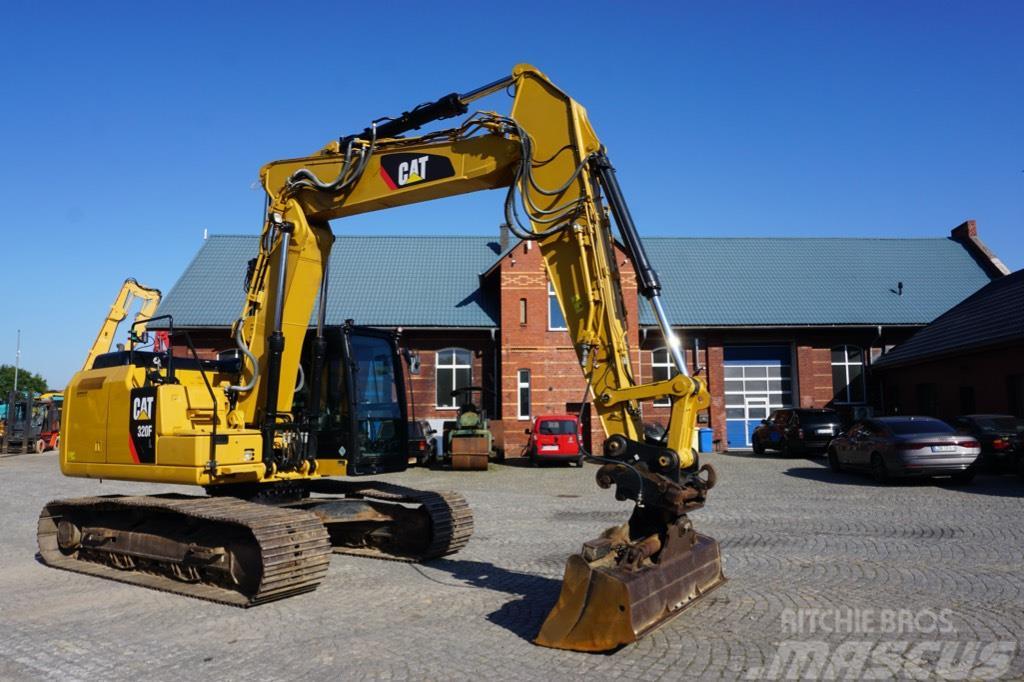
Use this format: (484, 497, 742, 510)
(873, 337, 1024, 370)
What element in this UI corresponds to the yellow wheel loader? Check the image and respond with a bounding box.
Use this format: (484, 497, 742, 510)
(40, 64, 723, 652)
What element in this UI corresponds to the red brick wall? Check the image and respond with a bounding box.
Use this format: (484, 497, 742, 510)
(495, 240, 641, 456)
(398, 330, 495, 423)
(796, 344, 833, 408)
(875, 343, 1024, 420)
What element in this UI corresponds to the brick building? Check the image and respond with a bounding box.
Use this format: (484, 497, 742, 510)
(154, 220, 1003, 454)
(873, 267, 1023, 420)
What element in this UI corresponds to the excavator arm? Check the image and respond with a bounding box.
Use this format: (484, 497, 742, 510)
(228, 64, 723, 650)
(82, 278, 162, 371)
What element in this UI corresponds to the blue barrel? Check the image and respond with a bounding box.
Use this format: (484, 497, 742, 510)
(698, 428, 714, 453)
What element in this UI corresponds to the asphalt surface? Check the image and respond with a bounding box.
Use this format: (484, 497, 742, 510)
(1, 450, 1021, 680)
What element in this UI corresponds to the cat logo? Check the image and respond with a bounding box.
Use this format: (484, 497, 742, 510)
(379, 153, 455, 190)
(129, 387, 158, 464)
(132, 395, 154, 422)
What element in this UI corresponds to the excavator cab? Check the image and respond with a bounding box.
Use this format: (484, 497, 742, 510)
(314, 325, 408, 476)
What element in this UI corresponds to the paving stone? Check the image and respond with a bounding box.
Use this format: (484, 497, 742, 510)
(1, 451, 1021, 680)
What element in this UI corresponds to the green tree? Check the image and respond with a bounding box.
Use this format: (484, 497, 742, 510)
(0, 364, 48, 399)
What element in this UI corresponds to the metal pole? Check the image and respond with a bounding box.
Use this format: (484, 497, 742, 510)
(459, 75, 515, 104)
(648, 296, 689, 377)
(13, 329, 20, 395)
(261, 225, 291, 467)
(593, 152, 689, 377)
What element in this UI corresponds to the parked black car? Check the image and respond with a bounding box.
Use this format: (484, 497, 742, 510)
(827, 416, 980, 484)
(952, 414, 1024, 474)
(751, 408, 843, 456)
(408, 420, 438, 466)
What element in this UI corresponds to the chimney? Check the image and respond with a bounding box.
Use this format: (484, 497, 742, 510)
(499, 222, 510, 252)
(949, 219, 1009, 277)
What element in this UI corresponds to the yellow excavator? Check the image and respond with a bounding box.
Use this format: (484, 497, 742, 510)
(82, 278, 163, 371)
(39, 64, 723, 652)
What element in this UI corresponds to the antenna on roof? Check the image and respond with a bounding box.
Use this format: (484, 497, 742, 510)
(897, 281, 903, 297)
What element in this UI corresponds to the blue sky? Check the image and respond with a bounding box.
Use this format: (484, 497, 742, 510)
(2, 2, 1021, 388)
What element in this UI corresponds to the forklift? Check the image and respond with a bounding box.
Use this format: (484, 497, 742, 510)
(0, 391, 60, 455)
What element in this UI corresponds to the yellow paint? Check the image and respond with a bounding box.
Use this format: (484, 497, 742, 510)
(60, 64, 709, 489)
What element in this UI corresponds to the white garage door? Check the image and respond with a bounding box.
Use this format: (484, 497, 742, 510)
(724, 345, 794, 448)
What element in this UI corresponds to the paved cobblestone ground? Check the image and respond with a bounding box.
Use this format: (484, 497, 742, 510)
(1, 450, 1021, 680)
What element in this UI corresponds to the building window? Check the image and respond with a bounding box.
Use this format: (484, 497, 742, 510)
(831, 345, 865, 404)
(517, 369, 531, 419)
(651, 348, 678, 407)
(519, 298, 527, 326)
(548, 282, 567, 330)
(436, 348, 472, 408)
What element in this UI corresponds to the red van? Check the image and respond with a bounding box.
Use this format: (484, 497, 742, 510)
(525, 415, 584, 466)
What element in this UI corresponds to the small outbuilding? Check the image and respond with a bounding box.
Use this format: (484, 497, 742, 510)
(872, 267, 1023, 421)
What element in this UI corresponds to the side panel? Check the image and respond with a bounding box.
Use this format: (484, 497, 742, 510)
(63, 364, 267, 485)
(62, 366, 128, 467)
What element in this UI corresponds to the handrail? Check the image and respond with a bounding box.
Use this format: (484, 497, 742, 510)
(130, 315, 220, 475)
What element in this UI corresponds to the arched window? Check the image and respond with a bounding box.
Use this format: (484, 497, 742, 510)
(436, 348, 472, 408)
(831, 345, 865, 404)
(651, 348, 678, 407)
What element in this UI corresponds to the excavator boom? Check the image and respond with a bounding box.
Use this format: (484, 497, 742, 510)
(43, 65, 723, 652)
(81, 278, 162, 371)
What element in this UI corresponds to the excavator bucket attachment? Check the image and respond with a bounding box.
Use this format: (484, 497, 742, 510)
(536, 523, 725, 652)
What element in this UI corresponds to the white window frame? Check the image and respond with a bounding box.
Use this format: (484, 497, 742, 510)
(650, 347, 676, 407)
(436, 347, 472, 410)
(517, 368, 531, 420)
(723, 364, 793, 431)
(831, 345, 866, 404)
(547, 282, 568, 331)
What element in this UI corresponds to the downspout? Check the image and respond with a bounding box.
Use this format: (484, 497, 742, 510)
(490, 328, 499, 418)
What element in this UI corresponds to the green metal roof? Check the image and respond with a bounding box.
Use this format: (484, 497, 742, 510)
(154, 235, 502, 328)
(154, 234, 994, 330)
(639, 237, 993, 327)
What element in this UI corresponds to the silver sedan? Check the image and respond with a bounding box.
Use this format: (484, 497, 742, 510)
(827, 416, 980, 484)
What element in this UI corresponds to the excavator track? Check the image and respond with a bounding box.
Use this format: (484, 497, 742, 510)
(306, 480, 474, 562)
(37, 495, 332, 607)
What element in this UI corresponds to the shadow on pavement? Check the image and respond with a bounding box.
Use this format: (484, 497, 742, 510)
(784, 466, 1024, 497)
(418, 558, 563, 643)
(718, 448, 826, 462)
